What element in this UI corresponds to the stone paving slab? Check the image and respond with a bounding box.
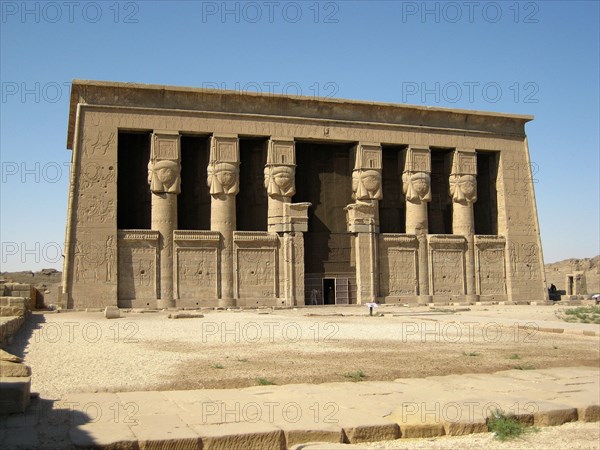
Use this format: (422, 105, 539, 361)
(0, 366, 598, 449)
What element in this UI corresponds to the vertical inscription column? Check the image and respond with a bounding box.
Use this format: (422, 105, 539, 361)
(449, 148, 479, 302)
(403, 145, 432, 303)
(348, 143, 382, 304)
(149, 131, 181, 308)
(208, 134, 240, 307)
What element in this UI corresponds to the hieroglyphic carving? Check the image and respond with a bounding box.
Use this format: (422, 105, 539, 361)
(428, 235, 466, 295)
(509, 241, 541, 281)
(80, 163, 116, 192)
(234, 232, 278, 298)
(72, 233, 116, 284)
(475, 236, 506, 294)
(177, 248, 218, 298)
(236, 247, 277, 298)
(117, 230, 159, 300)
(383, 248, 418, 296)
(431, 250, 464, 294)
(83, 130, 115, 157)
(174, 230, 221, 300)
(77, 194, 115, 224)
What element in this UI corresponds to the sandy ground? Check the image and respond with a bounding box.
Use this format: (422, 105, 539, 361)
(4, 304, 599, 449)
(6, 304, 599, 398)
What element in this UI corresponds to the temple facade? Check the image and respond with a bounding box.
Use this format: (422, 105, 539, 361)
(60, 80, 547, 309)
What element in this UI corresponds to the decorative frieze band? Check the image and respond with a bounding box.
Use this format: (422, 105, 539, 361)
(233, 231, 279, 244)
(173, 230, 221, 244)
(118, 230, 160, 242)
(379, 234, 419, 246)
(427, 234, 467, 249)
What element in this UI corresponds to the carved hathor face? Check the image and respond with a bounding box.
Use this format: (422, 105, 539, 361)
(411, 173, 430, 198)
(272, 166, 294, 191)
(150, 160, 180, 193)
(216, 163, 237, 190)
(353, 169, 382, 200)
(459, 175, 476, 198)
(360, 170, 381, 192)
(156, 166, 176, 188)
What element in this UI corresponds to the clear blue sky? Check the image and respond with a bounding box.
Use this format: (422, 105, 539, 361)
(1, 0, 598, 271)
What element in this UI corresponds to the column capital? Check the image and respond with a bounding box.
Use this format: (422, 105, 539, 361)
(149, 131, 181, 194)
(451, 148, 477, 176)
(265, 138, 296, 198)
(345, 201, 377, 233)
(403, 145, 432, 204)
(352, 142, 382, 201)
(450, 148, 477, 204)
(208, 134, 240, 196)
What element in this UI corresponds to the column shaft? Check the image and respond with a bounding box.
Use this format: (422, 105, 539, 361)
(153, 193, 177, 307)
(453, 202, 477, 299)
(211, 194, 236, 305)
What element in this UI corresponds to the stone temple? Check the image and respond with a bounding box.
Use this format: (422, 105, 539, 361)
(59, 80, 547, 309)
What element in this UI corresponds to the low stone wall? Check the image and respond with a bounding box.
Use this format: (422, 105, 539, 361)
(0, 296, 30, 317)
(0, 285, 33, 414)
(0, 296, 30, 346)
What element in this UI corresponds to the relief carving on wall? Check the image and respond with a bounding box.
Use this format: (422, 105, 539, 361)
(83, 130, 115, 158)
(383, 249, 418, 296)
(117, 231, 159, 300)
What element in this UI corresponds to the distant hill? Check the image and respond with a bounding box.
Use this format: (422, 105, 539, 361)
(545, 255, 600, 294)
(0, 269, 62, 300)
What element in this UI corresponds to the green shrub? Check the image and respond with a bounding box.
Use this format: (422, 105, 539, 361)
(487, 409, 538, 441)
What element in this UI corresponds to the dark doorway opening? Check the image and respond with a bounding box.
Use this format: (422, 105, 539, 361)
(380, 145, 406, 233)
(237, 138, 268, 231)
(178, 135, 211, 230)
(117, 132, 151, 229)
(323, 278, 336, 305)
(474, 151, 499, 235)
(295, 141, 353, 274)
(428, 149, 453, 234)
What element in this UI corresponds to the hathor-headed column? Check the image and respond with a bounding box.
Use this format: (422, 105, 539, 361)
(149, 131, 181, 308)
(264, 138, 296, 233)
(449, 148, 479, 302)
(403, 145, 432, 303)
(347, 142, 382, 304)
(208, 134, 239, 307)
(264, 138, 310, 306)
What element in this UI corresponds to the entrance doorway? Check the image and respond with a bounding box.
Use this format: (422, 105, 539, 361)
(323, 278, 336, 305)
